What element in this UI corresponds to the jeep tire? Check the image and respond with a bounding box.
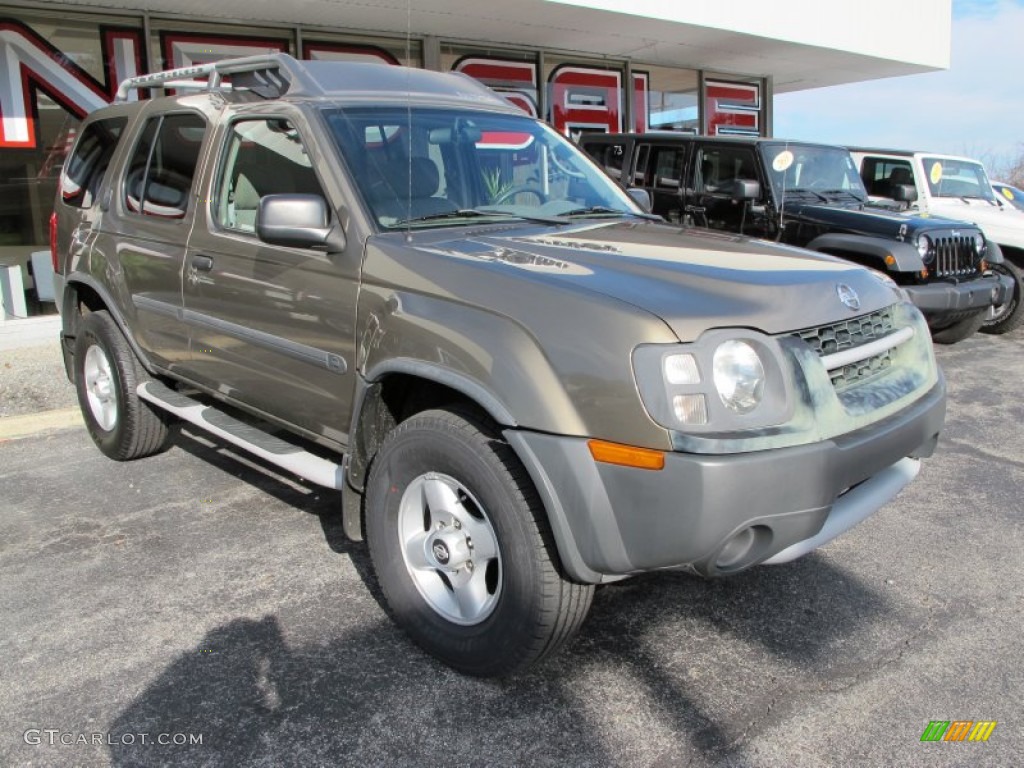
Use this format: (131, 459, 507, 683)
(930, 312, 986, 345)
(73, 310, 170, 460)
(980, 260, 1024, 335)
(365, 406, 593, 677)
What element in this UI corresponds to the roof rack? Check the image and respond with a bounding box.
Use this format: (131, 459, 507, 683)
(114, 53, 322, 102)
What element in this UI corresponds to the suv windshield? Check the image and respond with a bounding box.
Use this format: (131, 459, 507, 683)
(322, 107, 640, 229)
(762, 143, 867, 201)
(922, 157, 996, 201)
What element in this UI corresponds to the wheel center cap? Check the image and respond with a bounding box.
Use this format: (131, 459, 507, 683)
(426, 529, 470, 570)
(432, 541, 451, 565)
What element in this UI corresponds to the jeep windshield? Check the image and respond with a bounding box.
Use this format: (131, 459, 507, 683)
(762, 143, 867, 203)
(921, 157, 997, 201)
(322, 107, 643, 229)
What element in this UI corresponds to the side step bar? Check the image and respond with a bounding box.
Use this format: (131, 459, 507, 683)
(137, 381, 344, 489)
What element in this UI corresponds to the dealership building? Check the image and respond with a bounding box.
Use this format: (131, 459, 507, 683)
(1, 0, 951, 318)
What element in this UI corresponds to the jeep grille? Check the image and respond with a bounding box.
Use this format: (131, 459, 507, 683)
(931, 235, 978, 278)
(793, 307, 897, 391)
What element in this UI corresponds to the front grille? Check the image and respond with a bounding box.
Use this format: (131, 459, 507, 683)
(931, 235, 978, 278)
(794, 307, 895, 356)
(793, 307, 897, 391)
(828, 350, 893, 391)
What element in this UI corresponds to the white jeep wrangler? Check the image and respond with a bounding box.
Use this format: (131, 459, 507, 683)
(851, 149, 1024, 335)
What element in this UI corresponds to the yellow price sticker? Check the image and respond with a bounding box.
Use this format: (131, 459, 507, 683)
(1002, 187, 1014, 201)
(929, 162, 943, 185)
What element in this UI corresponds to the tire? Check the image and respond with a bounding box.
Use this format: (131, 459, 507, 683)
(73, 310, 170, 460)
(365, 406, 593, 677)
(930, 312, 985, 345)
(981, 260, 1024, 335)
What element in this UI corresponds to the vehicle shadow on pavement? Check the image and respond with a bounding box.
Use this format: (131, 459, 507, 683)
(105, 555, 893, 766)
(123, 429, 898, 765)
(171, 427, 341, 516)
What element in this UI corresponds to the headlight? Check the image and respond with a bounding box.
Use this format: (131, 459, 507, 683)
(713, 340, 765, 413)
(916, 235, 932, 262)
(973, 233, 986, 254)
(632, 331, 791, 435)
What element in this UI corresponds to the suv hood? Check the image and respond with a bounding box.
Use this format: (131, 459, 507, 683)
(919, 198, 1024, 248)
(424, 220, 903, 341)
(791, 201, 980, 239)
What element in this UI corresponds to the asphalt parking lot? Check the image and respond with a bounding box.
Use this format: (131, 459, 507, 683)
(1, 329, 1022, 767)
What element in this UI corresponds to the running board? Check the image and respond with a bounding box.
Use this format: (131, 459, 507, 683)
(137, 381, 344, 489)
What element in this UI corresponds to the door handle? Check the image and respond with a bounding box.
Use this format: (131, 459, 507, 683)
(191, 254, 214, 271)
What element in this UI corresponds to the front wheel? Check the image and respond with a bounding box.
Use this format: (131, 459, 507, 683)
(366, 407, 593, 677)
(73, 310, 170, 460)
(981, 260, 1024, 335)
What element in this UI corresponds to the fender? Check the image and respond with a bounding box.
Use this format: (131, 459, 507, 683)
(806, 233, 925, 272)
(61, 272, 158, 375)
(986, 241, 1005, 265)
(362, 357, 517, 427)
(343, 357, 522, 500)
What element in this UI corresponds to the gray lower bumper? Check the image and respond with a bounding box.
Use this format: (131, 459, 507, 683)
(905, 272, 1013, 317)
(505, 379, 945, 584)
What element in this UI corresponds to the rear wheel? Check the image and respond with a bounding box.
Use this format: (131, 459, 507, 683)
(366, 406, 593, 677)
(73, 310, 170, 460)
(931, 312, 985, 345)
(981, 260, 1024, 335)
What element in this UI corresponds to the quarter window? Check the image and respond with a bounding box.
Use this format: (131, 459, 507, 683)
(61, 117, 127, 209)
(124, 113, 206, 219)
(215, 118, 327, 234)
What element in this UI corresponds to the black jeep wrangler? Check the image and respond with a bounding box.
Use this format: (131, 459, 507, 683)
(581, 134, 1014, 343)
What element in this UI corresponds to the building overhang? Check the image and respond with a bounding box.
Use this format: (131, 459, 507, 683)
(34, 0, 952, 91)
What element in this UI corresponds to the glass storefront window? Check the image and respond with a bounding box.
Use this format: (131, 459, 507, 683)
(543, 55, 624, 139)
(442, 45, 539, 117)
(703, 73, 765, 137)
(0, 10, 140, 252)
(639, 65, 699, 133)
(304, 32, 421, 68)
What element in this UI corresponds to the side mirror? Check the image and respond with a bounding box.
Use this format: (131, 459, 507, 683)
(731, 179, 761, 201)
(256, 194, 345, 252)
(892, 184, 918, 203)
(627, 187, 652, 212)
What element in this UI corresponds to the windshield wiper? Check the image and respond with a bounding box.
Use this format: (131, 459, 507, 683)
(820, 188, 866, 202)
(394, 208, 566, 226)
(560, 205, 662, 221)
(786, 187, 830, 203)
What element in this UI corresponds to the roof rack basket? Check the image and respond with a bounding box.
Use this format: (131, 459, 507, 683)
(114, 53, 321, 102)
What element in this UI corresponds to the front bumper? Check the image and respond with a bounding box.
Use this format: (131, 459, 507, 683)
(505, 377, 945, 584)
(904, 272, 1013, 321)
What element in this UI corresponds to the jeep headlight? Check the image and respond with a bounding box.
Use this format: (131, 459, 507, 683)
(713, 340, 765, 413)
(916, 234, 933, 263)
(633, 331, 791, 433)
(973, 233, 986, 254)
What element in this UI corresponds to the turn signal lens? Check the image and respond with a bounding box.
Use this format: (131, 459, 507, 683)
(588, 440, 665, 471)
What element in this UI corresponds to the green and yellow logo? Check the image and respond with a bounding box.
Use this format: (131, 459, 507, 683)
(920, 720, 997, 742)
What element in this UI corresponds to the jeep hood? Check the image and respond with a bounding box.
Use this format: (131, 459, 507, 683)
(919, 198, 1024, 249)
(792, 201, 978, 239)
(425, 220, 903, 341)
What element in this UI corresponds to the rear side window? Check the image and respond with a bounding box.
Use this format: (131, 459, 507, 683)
(124, 113, 206, 219)
(60, 117, 128, 209)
